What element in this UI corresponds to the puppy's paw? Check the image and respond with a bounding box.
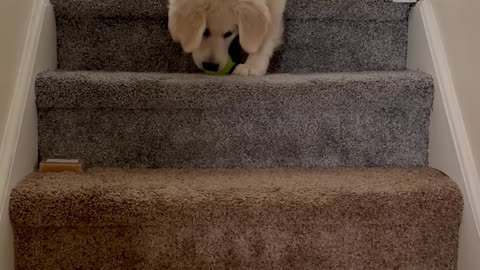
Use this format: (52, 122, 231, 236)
(233, 64, 266, 76)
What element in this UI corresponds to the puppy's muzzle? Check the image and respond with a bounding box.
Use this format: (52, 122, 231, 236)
(202, 62, 220, 72)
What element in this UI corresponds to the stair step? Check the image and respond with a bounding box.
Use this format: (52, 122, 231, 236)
(51, 0, 411, 21)
(36, 71, 433, 169)
(52, 0, 411, 72)
(10, 167, 462, 269)
(56, 18, 408, 73)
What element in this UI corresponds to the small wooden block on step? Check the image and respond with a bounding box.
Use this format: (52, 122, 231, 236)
(39, 159, 85, 173)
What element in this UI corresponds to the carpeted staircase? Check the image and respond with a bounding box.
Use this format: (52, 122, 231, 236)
(9, 0, 463, 269)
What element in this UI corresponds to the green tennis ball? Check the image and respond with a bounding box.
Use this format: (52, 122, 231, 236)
(204, 56, 236, 76)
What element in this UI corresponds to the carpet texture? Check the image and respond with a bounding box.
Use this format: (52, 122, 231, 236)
(51, 0, 411, 20)
(36, 71, 433, 168)
(10, 167, 462, 270)
(53, 0, 411, 72)
(10, 1, 464, 269)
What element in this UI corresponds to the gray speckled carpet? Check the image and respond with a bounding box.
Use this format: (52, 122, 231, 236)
(9, 0, 463, 269)
(36, 71, 433, 168)
(52, 0, 411, 72)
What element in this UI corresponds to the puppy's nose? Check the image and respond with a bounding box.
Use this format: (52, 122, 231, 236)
(202, 62, 219, 72)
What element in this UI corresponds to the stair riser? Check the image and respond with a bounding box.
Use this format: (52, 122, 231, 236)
(35, 71, 433, 169)
(38, 105, 430, 168)
(56, 18, 408, 72)
(14, 222, 458, 269)
(51, 0, 411, 21)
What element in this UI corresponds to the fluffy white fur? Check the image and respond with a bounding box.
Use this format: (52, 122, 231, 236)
(168, 0, 286, 76)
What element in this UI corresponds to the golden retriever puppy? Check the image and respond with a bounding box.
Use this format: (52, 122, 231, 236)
(168, 0, 286, 76)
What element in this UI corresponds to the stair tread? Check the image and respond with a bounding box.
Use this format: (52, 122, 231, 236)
(11, 167, 462, 227)
(51, 0, 411, 21)
(56, 18, 409, 73)
(36, 70, 433, 168)
(36, 70, 433, 109)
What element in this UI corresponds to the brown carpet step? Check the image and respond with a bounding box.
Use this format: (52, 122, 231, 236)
(10, 167, 462, 269)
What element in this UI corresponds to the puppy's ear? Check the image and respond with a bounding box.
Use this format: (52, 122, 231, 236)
(235, 0, 271, 53)
(168, 0, 206, 53)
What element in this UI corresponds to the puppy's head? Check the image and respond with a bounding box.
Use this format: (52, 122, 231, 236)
(168, 0, 271, 72)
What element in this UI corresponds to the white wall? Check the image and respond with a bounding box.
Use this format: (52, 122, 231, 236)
(432, 0, 480, 177)
(408, 1, 480, 269)
(431, 2, 480, 269)
(432, 0, 480, 270)
(0, 2, 35, 269)
(0, 1, 56, 269)
(0, 2, 34, 268)
(0, 0, 35, 140)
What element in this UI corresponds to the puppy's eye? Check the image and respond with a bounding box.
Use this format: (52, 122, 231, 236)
(223, 32, 233, 38)
(203, 29, 211, 38)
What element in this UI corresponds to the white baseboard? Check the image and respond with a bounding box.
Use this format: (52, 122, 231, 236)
(0, 0, 57, 269)
(407, 1, 480, 269)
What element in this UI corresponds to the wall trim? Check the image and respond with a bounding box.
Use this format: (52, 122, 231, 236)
(419, 0, 480, 235)
(0, 0, 50, 230)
